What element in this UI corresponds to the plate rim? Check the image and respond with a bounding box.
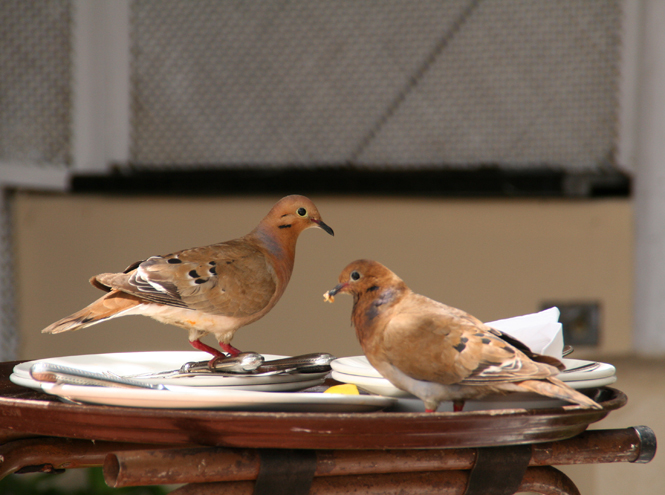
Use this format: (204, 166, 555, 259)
(331, 356, 616, 381)
(13, 351, 326, 387)
(34, 380, 397, 411)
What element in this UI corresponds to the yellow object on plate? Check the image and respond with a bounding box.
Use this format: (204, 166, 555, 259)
(324, 384, 359, 395)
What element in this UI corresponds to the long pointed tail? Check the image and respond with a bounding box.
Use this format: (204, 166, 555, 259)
(41, 291, 141, 334)
(517, 376, 602, 409)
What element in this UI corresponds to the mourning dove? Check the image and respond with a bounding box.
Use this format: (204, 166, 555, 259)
(324, 260, 601, 412)
(42, 195, 334, 358)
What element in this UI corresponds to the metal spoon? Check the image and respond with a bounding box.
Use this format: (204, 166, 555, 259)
(124, 352, 335, 379)
(30, 362, 167, 390)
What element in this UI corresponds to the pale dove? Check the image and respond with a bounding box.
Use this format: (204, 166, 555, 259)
(42, 195, 334, 358)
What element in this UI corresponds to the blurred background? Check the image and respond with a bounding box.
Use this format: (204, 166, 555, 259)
(1, 1, 663, 493)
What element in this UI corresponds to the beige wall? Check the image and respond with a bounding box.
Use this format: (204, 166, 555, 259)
(15, 193, 633, 360)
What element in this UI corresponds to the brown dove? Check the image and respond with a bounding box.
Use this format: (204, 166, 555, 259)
(42, 195, 334, 358)
(324, 260, 601, 412)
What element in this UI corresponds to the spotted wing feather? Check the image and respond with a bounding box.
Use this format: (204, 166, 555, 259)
(382, 294, 559, 386)
(94, 238, 276, 318)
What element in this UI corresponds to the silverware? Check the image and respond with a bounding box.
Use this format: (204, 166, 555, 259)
(30, 362, 167, 390)
(182, 352, 266, 374)
(123, 352, 265, 379)
(558, 346, 601, 373)
(252, 353, 335, 374)
(124, 352, 336, 379)
(561, 361, 601, 373)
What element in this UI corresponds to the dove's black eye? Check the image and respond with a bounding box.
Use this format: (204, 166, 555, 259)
(297, 207, 307, 217)
(350, 271, 360, 281)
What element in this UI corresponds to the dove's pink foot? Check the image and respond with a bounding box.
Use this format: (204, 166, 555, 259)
(453, 400, 465, 412)
(425, 408, 435, 413)
(189, 338, 241, 357)
(218, 341, 241, 356)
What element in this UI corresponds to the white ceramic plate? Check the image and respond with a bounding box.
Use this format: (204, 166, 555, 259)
(331, 356, 383, 378)
(331, 356, 616, 383)
(330, 356, 617, 400)
(10, 372, 326, 394)
(559, 359, 616, 382)
(331, 371, 412, 398)
(330, 370, 617, 399)
(32, 382, 396, 412)
(13, 351, 328, 390)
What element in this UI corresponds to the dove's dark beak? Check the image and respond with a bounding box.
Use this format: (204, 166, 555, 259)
(312, 219, 334, 236)
(328, 284, 342, 296)
(323, 282, 348, 303)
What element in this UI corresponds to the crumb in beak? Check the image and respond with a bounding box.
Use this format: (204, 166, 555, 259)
(323, 291, 335, 303)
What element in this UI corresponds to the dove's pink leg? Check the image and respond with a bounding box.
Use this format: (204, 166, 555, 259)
(189, 338, 241, 357)
(426, 400, 465, 413)
(218, 342, 241, 356)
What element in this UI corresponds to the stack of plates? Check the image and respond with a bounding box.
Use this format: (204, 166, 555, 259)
(12, 351, 329, 392)
(10, 351, 396, 412)
(331, 356, 617, 412)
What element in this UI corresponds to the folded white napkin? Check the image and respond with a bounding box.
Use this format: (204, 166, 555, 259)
(486, 307, 564, 358)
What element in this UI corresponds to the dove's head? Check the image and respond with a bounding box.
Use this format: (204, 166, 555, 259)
(260, 195, 334, 239)
(324, 259, 404, 303)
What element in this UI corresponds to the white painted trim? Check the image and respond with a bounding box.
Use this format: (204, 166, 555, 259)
(72, 0, 131, 172)
(633, 0, 665, 355)
(0, 2, 131, 193)
(616, 0, 644, 173)
(105, 0, 131, 167)
(0, 164, 70, 190)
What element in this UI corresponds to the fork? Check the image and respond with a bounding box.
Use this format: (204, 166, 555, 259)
(123, 352, 335, 380)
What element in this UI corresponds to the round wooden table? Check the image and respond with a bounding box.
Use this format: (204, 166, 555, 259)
(0, 361, 655, 495)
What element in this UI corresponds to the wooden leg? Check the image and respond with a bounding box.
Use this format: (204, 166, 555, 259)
(0, 437, 174, 481)
(519, 466, 581, 495)
(168, 468, 581, 495)
(105, 428, 656, 488)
